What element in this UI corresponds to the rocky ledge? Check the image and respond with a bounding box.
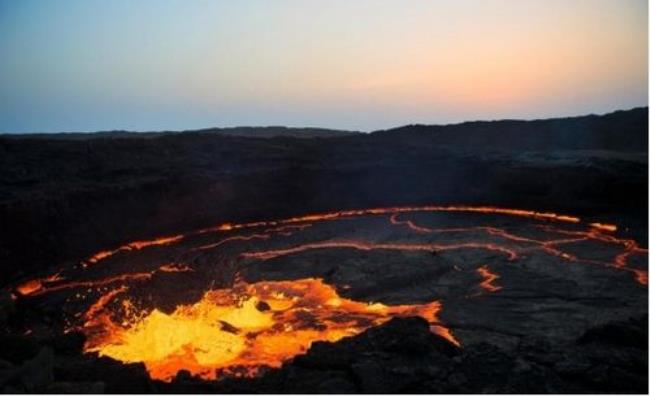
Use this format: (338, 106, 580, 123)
(0, 314, 646, 393)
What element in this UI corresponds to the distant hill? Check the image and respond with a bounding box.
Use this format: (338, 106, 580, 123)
(371, 107, 648, 153)
(2, 126, 358, 140)
(193, 126, 357, 138)
(1, 107, 646, 284)
(2, 107, 646, 152)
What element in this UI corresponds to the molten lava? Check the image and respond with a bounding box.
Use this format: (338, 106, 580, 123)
(82, 278, 456, 382)
(51, 204, 585, 271)
(476, 265, 502, 293)
(17, 264, 193, 297)
(589, 223, 617, 232)
(240, 240, 518, 261)
(15, 272, 64, 296)
(86, 235, 184, 265)
(9, 204, 647, 385)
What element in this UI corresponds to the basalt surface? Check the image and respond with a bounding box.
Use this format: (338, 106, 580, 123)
(1, 206, 647, 393)
(0, 108, 647, 393)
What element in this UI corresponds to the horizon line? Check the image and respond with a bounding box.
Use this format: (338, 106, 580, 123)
(1, 105, 647, 136)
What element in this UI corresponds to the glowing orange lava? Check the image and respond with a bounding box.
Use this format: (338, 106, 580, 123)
(82, 278, 456, 382)
(86, 235, 184, 265)
(476, 265, 502, 293)
(389, 213, 432, 233)
(240, 240, 518, 261)
(16, 272, 64, 296)
(386, 214, 647, 284)
(14, 205, 647, 300)
(9, 204, 647, 384)
(70, 205, 583, 268)
(159, 263, 194, 272)
(193, 234, 271, 251)
(17, 264, 193, 297)
(535, 224, 648, 284)
(589, 223, 617, 232)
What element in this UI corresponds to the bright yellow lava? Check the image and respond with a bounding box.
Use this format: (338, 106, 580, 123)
(82, 278, 455, 381)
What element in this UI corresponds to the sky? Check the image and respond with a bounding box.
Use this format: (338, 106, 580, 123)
(0, 0, 647, 133)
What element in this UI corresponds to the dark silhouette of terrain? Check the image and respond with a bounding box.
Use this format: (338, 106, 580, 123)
(374, 107, 648, 152)
(3, 126, 357, 140)
(0, 315, 645, 393)
(0, 107, 647, 393)
(0, 108, 647, 284)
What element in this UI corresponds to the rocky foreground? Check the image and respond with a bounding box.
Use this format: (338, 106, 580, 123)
(0, 307, 647, 393)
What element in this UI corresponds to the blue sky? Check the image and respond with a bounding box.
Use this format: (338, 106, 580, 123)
(0, 0, 647, 132)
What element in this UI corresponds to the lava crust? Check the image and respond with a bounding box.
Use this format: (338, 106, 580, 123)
(3, 205, 647, 390)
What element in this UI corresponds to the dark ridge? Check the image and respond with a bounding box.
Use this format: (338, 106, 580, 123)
(370, 107, 648, 153)
(0, 126, 358, 140)
(192, 126, 358, 138)
(2, 107, 646, 150)
(0, 107, 646, 285)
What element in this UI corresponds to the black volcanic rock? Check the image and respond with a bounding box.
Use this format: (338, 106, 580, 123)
(0, 315, 647, 393)
(0, 334, 40, 365)
(224, 317, 462, 393)
(292, 317, 459, 370)
(373, 107, 648, 152)
(207, 315, 646, 393)
(19, 346, 54, 392)
(0, 292, 14, 324)
(42, 331, 86, 356)
(0, 108, 647, 394)
(0, 108, 647, 286)
(577, 314, 648, 349)
(53, 356, 153, 394)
